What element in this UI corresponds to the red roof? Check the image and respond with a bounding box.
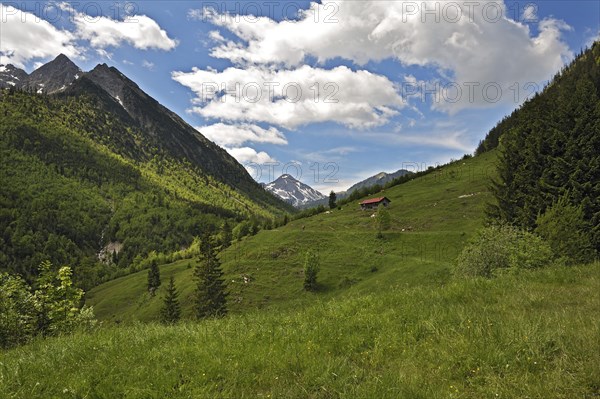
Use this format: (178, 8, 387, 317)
(360, 197, 390, 205)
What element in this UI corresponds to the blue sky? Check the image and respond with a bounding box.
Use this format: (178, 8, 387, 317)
(1, 1, 598, 192)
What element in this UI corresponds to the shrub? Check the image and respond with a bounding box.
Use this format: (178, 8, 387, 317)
(455, 225, 553, 278)
(303, 250, 320, 291)
(536, 195, 597, 265)
(375, 206, 391, 238)
(0, 273, 37, 348)
(0, 262, 96, 348)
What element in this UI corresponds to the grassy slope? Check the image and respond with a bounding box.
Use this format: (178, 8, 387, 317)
(87, 151, 498, 322)
(2, 263, 598, 398)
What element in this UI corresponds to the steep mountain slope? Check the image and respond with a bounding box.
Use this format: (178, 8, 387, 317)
(87, 150, 497, 321)
(264, 174, 326, 207)
(0, 57, 292, 288)
(68, 63, 282, 200)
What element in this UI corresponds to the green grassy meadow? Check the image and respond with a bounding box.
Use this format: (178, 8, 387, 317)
(2, 263, 598, 398)
(86, 151, 498, 322)
(3, 149, 598, 398)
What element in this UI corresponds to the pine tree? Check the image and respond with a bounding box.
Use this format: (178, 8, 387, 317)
(194, 237, 227, 319)
(147, 260, 161, 296)
(160, 276, 181, 324)
(329, 191, 337, 209)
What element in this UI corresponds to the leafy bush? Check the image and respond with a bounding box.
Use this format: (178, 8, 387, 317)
(536, 195, 597, 265)
(0, 273, 37, 348)
(375, 206, 391, 238)
(0, 262, 96, 348)
(455, 225, 553, 278)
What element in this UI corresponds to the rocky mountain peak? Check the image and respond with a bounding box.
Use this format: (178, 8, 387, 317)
(25, 53, 81, 94)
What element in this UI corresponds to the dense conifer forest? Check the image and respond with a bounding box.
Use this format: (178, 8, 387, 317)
(477, 43, 600, 252)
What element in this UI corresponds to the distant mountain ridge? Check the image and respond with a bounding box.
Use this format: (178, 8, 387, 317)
(345, 169, 412, 195)
(301, 168, 413, 208)
(264, 174, 326, 207)
(0, 54, 81, 93)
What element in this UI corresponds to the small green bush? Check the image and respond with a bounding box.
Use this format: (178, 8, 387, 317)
(303, 250, 320, 291)
(0, 262, 96, 348)
(536, 195, 597, 265)
(455, 225, 553, 278)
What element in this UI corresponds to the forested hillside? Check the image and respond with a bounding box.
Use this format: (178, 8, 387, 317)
(479, 42, 600, 253)
(0, 88, 292, 289)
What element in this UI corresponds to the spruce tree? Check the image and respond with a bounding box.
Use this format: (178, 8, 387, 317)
(147, 260, 161, 296)
(160, 276, 181, 324)
(329, 191, 337, 209)
(194, 237, 227, 319)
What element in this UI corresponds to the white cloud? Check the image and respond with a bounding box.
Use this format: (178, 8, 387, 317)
(226, 147, 276, 164)
(142, 60, 155, 70)
(297, 145, 360, 164)
(172, 64, 405, 129)
(197, 123, 287, 147)
(195, 0, 572, 112)
(72, 11, 178, 51)
(208, 30, 225, 43)
(96, 49, 113, 60)
(391, 131, 472, 152)
(382, 131, 471, 152)
(0, 3, 178, 68)
(0, 4, 81, 67)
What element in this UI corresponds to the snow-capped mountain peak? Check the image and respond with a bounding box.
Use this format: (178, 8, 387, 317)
(264, 174, 326, 207)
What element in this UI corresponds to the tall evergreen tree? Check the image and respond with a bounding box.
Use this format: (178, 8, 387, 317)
(147, 260, 161, 296)
(193, 237, 227, 319)
(329, 191, 337, 209)
(160, 276, 181, 324)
